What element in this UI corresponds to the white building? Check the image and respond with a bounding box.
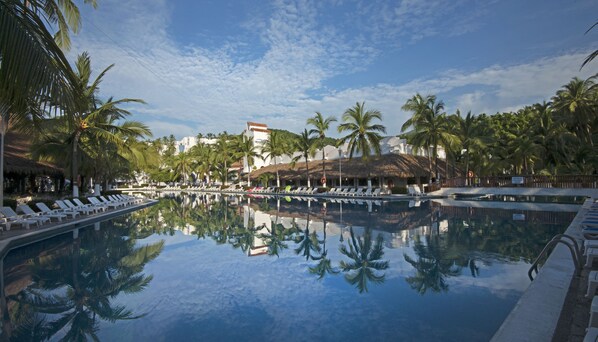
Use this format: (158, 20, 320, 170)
(242, 122, 271, 172)
(174, 136, 217, 155)
(240, 122, 446, 173)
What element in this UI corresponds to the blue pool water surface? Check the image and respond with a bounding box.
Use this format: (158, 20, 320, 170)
(1, 194, 577, 341)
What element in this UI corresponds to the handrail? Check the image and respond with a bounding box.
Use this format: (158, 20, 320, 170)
(528, 234, 582, 281)
(442, 174, 598, 189)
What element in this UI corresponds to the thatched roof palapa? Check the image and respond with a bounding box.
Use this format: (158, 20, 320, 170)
(250, 154, 447, 181)
(4, 132, 62, 176)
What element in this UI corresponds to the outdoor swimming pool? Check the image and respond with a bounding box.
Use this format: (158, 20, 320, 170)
(1, 194, 577, 341)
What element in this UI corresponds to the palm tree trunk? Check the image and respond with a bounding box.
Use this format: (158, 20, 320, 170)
(224, 160, 228, 186)
(322, 150, 326, 187)
(275, 159, 280, 187)
(427, 152, 432, 185)
(72, 132, 81, 197)
(305, 157, 310, 187)
(465, 152, 470, 186)
(0, 120, 5, 207)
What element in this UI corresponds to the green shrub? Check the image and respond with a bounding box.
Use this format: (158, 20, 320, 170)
(4, 199, 17, 209)
(391, 186, 407, 194)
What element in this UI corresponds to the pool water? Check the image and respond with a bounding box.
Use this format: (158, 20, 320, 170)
(1, 194, 576, 341)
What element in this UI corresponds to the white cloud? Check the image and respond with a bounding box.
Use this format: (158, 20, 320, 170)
(70, 0, 596, 139)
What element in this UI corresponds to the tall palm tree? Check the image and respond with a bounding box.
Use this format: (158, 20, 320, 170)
(235, 134, 259, 186)
(338, 102, 386, 161)
(172, 151, 193, 184)
(190, 143, 216, 184)
(307, 112, 336, 187)
(452, 110, 487, 183)
(35, 52, 148, 197)
(401, 94, 457, 182)
(291, 129, 316, 187)
(0, 0, 95, 204)
(215, 135, 233, 185)
(581, 21, 598, 70)
(552, 75, 597, 147)
(261, 130, 287, 187)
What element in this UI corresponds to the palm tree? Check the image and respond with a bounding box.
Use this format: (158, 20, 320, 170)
(291, 129, 316, 187)
(34, 52, 149, 197)
(338, 102, 386, 161)
(261, 130, 287, 187)
(190, 143, 216, 184)
(172, 151, 193, 184)
(552, 75, 597, 147)
(307, 112, 336, 187)
(215, 135, 233, 186)
(581, 21, 598, 70)
(235, 134, 259, 186)
(339, 227, 389, 293)
(453, 110, 487, 183)
(0, 0, 95, 204)
(401, 94, 457, 182)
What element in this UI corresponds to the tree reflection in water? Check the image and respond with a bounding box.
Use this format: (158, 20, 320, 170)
(404, 234, 461, 294)
(309, 220, 340, 279)
(4, 217, 164, 341)
(130, 194, 569, 296)
(339, 227, 389, 293)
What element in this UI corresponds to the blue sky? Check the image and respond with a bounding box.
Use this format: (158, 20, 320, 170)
(69, 0, 598, 139)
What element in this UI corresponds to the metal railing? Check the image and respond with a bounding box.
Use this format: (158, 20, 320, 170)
(528, 234, 583, 281)
(442, 175, 598, 189)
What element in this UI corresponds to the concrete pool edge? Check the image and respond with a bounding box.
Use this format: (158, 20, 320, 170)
(0, 199, 157, 260)
(490, 198, 591, 341)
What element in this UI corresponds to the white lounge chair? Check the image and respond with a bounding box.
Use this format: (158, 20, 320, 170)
(17, 204, 64, 222)
(101, 196, 126, 207)
(37, 202, 79, 219)
(73, 198, 106, 212)
(346, 188, 357, 196)
(56, 200, 91, 215)
(354, 188, 365, 197)
(0, 207, 39, 230)
(372, 188, 381, 197)
(89, 197, 120, 209)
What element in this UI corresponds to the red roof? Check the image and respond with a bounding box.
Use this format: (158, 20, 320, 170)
(247, 121, 267, 128)
(251, 128, 270, 133)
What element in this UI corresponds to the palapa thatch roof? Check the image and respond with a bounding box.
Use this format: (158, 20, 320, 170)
(4, 132, 62, 176)
(250, 153, 447, 181)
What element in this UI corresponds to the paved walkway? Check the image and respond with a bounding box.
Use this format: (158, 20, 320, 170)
(0, 199, 157, 259)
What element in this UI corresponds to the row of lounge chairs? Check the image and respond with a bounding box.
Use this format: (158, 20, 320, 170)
(0, 194, 141, 231)
(407, 185, 427, 196)
(573, 200, 598, 340)
(280, 187, 318, 195)
(326, 188, 381, 197)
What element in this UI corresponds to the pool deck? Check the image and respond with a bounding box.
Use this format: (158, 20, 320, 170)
(0, 199, 157, 259)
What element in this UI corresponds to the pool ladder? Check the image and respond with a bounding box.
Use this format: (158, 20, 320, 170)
(528, 234, 583, 281)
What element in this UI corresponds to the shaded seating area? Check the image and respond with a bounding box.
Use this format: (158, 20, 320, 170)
(3, 132, 65, 197)
(249, 153, 446, 192)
